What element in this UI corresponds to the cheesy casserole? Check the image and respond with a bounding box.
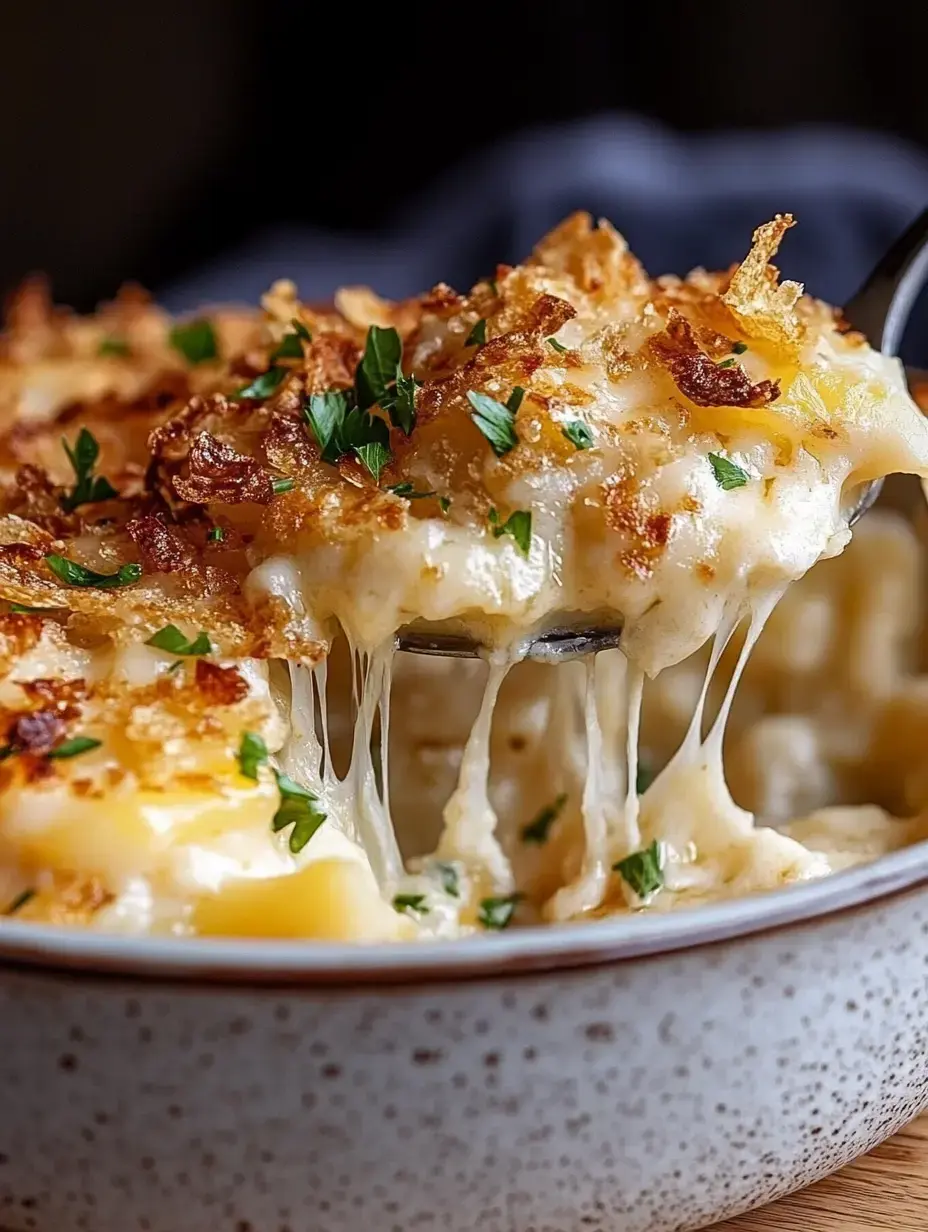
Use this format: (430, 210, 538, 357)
(0, 213, 926, 941)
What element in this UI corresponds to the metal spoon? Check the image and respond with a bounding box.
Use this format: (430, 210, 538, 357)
(397, 208, 928, 663)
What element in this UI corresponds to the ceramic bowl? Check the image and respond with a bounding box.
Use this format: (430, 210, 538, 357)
(1, 844, 928, 1232)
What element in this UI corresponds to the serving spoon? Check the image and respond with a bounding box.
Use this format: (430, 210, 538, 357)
(397, 207, 928, 663)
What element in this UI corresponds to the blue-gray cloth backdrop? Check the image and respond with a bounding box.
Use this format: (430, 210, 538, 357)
(164, 116, 928, 363)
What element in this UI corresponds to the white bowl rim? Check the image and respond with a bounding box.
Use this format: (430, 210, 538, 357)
(2, 838, 927, 986)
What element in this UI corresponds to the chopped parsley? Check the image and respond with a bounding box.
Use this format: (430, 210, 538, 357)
(438, 496, 451, 515)
(717, 358, 736, 369)
(467, 390, 519, 456)
(386, 482, 437, 500)
(237, 731, 268, 781)
(146, 625, 211, 656)
(271, 772, 327, 853)
(170, 319, 217, 365)
(270, 333, 304, 362)
(355, 325, 417, 435)
(9, 603, 56, 614)
(271, 477, 296, 495)
(236, 731, 324, 849)
(388, 369, 418, 436)
(488, 277, 499, 296)
(488, 508, 532, 557)
(45, 555, 142, 590)
(547, 337, 569, 354)
(708, 453, 749, 490)
(304, 391, 349, 463)
(303, 391, 392, 480)
(636, 761, 655, 794)
(47, 736, 102, 760)
(300, 325, 417, 475)
(562, 420, 594, 450)
(4, 888, 35, 916)
(393, 893, 429, 916)
(478, 894, 522, 930)
(506, 386, 525, 415)
(614, 839, 665, 900)
(98, 337, 130, 358)
(270, 320, 312, 362)
(60, 428, 118, 512)
(353, 442, 390, 484)
(732, 341, 748, 354)
(435, 861, 460, 897)
(465, 318, 487, 347)
(236, 366, 288, 400)
(207, 526, 224, 543)
(521, 793, 567, 844)
(356, 325, 402, 410)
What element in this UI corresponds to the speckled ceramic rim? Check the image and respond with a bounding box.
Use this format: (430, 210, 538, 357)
(2, 839, 927, 985)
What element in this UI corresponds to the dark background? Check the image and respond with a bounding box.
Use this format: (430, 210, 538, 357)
(5, 0, 928, 311)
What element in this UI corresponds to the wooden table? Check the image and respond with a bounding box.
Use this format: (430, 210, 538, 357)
(717, 1115, 928, 1230)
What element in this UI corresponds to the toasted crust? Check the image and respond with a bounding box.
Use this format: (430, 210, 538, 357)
(0, 212, 879, 662)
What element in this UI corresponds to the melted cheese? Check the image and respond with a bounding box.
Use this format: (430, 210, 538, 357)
(3, 215, 928, 940)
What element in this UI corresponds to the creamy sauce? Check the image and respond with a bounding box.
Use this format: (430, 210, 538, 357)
(5, 216, 928, 941)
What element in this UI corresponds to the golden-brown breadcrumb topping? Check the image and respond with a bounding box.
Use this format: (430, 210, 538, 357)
(0, 211, 877, 670)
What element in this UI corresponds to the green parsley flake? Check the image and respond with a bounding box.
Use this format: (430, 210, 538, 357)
(708, 453, 749, 490)
(521, 793, 567, 844)
(271, 772, 327, 853)
(387, 369, 418, 435)
(4, 888, 35, 915)
(438, 496, 451, 515)
(732, 341, 748, 354)
(98, 337, 130, 358)
(269, 320, 311, 362)
(356, 325, 403, 410)
(353, 326, 417, 433)
(547, 337, 569, 354)
(465, 318, 487, 347)
(467, 390, 519, 456)
(146, 625, 211, 656)
(45, 555, 141, 590)
(47, 736, 102, 761)
(506, 387, 525, 414)
(488, 278, 499, 296)
(488, 508, 532, 557)
(614, 839, 665, 900)
(270, 332, 305, 362)
(236, 366, 288, 400)
(717, 358, 736, 369)
(207, 526, 224, 543)
(61, 428, 118, 512)
(9, 603, 57, 614)
(386, 482, 436, 499)
(354, 441, 391, 483)
(237, 731, 269, 781)
(478, 894, 522, 930)
(272, 477, 296, 495)
(392, 893, 429, 916)
(435, 861, 460, 897)
(304, 390, 348, 463)
(562, 420, 594, 450)
(170, 319, 217, 365)
(303, 391, 392, 473)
